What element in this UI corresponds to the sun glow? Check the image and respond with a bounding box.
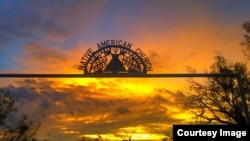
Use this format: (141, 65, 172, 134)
(114, 126, 168, 140)
(57, 78, 155, 96)
(172, 111, 194, 122)
(81, 133, 168, 141)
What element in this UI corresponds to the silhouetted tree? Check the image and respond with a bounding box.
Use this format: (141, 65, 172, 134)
(241, 21, 250, 59)
(186, 56, 250, 125)
(0, 89, 41, 141)
(0, 89, 16, 126)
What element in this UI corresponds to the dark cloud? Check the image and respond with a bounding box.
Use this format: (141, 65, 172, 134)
(0, 1, 39, 45)
(147, 51, 174, 72)
(21, 43, 67, 63)
(152, 88, 188, 109)
(0, 0, 107, 47)
(0, 78, 189, 139)
(13, 41, 87, 73)
(116, 106, 130, 114)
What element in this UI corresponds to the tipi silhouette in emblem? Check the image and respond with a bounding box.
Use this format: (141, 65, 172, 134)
(104, 49, 126, 73)
(79, 40, 153, 75)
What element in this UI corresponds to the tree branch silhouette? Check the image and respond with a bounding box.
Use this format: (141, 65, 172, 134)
(185, 56, 250, 125)
(0, 89, 42, 141)
(241, 21, 250, 60)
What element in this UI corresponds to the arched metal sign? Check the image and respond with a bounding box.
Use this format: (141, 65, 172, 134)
(78, 40, 153, 75)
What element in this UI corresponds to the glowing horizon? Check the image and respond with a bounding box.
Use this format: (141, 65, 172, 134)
(1, 0, 250, 141)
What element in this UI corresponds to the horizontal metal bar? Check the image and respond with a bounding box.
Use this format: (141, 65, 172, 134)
(0, 72, 249, 125)
(0, 73, 239, 78)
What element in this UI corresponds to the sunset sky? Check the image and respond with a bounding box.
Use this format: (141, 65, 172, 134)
(0, 0, 250, 140)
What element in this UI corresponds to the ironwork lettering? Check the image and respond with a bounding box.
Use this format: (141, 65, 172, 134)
(97, 40, 132, 49)
(79, 40, 152, 74)
(135, 48, 147, 58)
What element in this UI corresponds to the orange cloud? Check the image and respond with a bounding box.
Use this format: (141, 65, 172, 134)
(1, 77, 194, 140)
(14, 41, 91, 74)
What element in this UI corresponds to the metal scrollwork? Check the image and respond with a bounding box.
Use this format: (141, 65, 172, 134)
(79, 40, 152, 75)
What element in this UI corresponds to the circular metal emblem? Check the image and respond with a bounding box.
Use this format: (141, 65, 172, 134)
(79, 40, 152, 75)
